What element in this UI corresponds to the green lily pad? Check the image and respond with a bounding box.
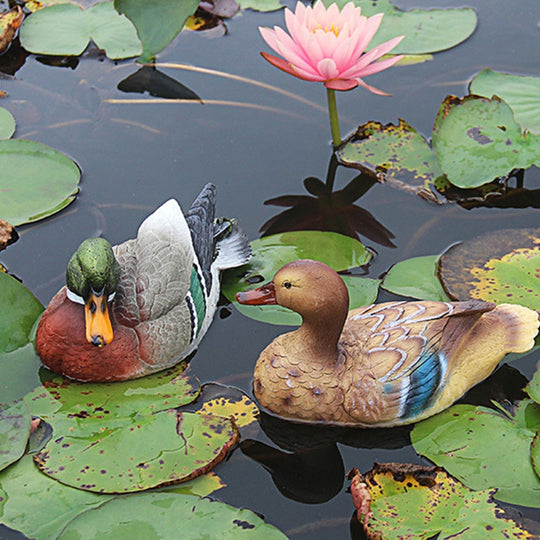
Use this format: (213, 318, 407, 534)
(0, 400, 30, 472)
(114, 0, 199, 63)
(25, 362, 199, 420)
(411, 401, 540, 507)
(222, 231, 374, 325)
(470, 69, 540, 135)
(0, 107, 15, 140)
(438, 228, 540, 310)
(337, 120, 444, 198)
(525, 361, 540, 405)
(0, 139, 80, 226)
(327, 0, 477, 55)
(19, 1, 141, 59)
(350, 464, 534, 539)
(58, 492, 288, 540)
(0, 273, 43, 403)
(0, 455, 114, 540)
(34, 410, 238, 493)
(532, 431, 540, 479)
(381, 255, 451, 301)
(432, 95, 540, 188)
(238, 0, 284, 12)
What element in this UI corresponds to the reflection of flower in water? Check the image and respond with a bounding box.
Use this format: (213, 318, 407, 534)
(260, 158, 396, 248)
(259, 1, 403, 94)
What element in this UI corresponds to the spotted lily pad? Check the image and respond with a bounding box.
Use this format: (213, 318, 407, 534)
(349, 463, 534, 539)
(0, 6, 23, 54)
(433, 95, 540, 188)
(470, 69, 540, 135)
(34, 410, 238, 493)
(438, 228, 540, 310)
(411, 401, 540, 507)
(197, 391, 260, 428)
(0, 272, 44, 403)
(337, 119, 444, 200)
(381, 255, 450, 301)
(19, 2, 142, 59)
(57, 492, 288, 539)
(0, 107, 15, 140)
(0, 400, 30, 472)
(0, 139, 80, 226)
(222, 231, 376, 325)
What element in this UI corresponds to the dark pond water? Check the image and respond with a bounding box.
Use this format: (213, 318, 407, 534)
(1, 0, 539, 537)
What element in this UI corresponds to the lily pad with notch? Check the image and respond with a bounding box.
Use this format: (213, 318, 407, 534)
(0, 400, 31, 472)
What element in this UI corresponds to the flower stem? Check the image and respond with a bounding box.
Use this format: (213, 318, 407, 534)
(326, 87, 341, 147)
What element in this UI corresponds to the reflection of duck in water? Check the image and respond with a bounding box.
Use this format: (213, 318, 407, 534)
(237, 259, 539, 427)
(36, 184, 251, 382)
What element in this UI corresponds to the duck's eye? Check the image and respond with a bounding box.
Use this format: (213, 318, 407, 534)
(89, 301, 97, 314)
(283, 281, 292, 289)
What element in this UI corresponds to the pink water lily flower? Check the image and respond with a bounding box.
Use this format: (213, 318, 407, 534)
(259, 1, 404, 94)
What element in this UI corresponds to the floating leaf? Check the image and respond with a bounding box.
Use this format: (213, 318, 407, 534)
(411, 401, 540, 507)
(25, 362, 199, 420)
(114, 0, 199, 63)
(349, 463, 534, 539)
(532, 431, 540, 479)
(165, 471, 226, 497)
(222, 231, 374, 325)
(19, 2, 142, 59)
(0, 400, 30, 472)
(57, 492, 288, 539)
(438, 228, 540, 310)
(470, 69, 540, 135)
(381, 255, 451, 301)
(0, 218, 18, 251)
(337, 119, 444, 200)
(525, 361, 540, 405)
(34, 410, 239, 493)
(0, 107, 15, 140)
(0, 273, 43, 403)
(0, 454, 114, 540)
(198, 393, 260, 428)
(0, 139, 80, 226)
(237, 0, 284, 12)
(432, 95, 540, 188)
(326, 0, 476, 54)
(0, 6, 23, 54)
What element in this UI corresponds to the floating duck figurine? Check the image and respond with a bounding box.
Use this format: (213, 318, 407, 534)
(36, 183, 251, 382)
(236, 259, 539, 427)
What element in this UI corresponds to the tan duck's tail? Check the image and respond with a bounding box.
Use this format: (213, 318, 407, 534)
(493, 303, 539, 353)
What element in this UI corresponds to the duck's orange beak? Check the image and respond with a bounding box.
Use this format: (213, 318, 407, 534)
(236, 282, 277, 305)
(85, 292, 113, 347)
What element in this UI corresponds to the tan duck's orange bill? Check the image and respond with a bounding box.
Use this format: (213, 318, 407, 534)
(236, 282, 277, 305)
(85, 292, 113, 347)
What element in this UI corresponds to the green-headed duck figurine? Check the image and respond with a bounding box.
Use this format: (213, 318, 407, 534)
(236, 259, 539, 427)
(36, 183, 251, 382)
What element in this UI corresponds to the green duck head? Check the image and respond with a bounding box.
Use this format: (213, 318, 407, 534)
(66, 237, 121, 347)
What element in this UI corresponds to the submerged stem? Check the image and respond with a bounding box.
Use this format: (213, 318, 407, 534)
(326, 87, 342, 148)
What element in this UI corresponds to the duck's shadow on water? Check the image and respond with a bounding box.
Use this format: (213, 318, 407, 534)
(239, 363, 528, 506)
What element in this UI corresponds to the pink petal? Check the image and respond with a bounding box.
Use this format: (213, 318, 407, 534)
(317, 58, 338, 79)
(260, 52, 322, 82)
(349, 13, 383, 59)
(354, 54, 404, 77)
(331, 34, 356, 72)
(324, 78, 359, 91)
(356, 77, 391, 96)
(259, 26, 280, 53)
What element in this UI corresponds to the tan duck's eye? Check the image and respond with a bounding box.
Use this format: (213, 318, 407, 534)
(283, 281, 292, 289)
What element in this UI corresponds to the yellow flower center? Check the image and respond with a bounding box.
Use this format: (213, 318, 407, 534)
(314, 23, 340, 37)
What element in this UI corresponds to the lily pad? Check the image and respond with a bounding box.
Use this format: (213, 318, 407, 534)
(525, 361, 540, 405)
(0, 272, 43, 403)
(328, 0, 477, 55)
(381, 255, 451, 301)
(34, 410, 239, 493)
(470, 69, 540, 135)
(411, 401, 540, 507)
(197, 391, 260, 428)
(237, 0, 284, 11)
(57, 492, 288, 539)
(337, 119, 444, 198)
(438, 228, 540, 310)
(0, 139, 80, 226)
(19, 1, 142, 59)
(0, 454, 114, 540)
(0, 400, 31, 472)
(222, 231, 375, 325)
(114, 0, 199, 63)
(0, 6, 23, 55)
(432, 95, 540, 188)
(349, 463, 534, 539)
(0, 107, 15, 140)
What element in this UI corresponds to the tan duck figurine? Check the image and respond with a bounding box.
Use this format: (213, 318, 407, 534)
(36, 184, 251, 382)
(236, 259, 539, 427)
